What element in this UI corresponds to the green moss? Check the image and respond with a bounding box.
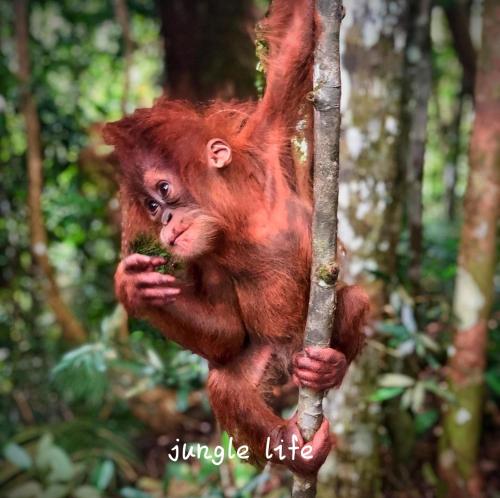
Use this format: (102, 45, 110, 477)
(129, 234, 185, 275)
(316, 262, 339, 286)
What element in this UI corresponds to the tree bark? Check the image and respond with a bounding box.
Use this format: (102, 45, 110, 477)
(402, 0, 433, 297)
(443, 0, 476, 97)
(14, 0, 86, 344)
(439, 1, 500, 496)
(293, 2, 343, 497)
(443, 84, 466, 222)
(443, 0, 475, 222)
(113, 0, 133, 114)
(318, 1, 409, 497)
(156, 0, 259, 100)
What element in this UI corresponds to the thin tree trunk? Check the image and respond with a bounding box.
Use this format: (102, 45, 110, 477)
(319, 1, 409, 496)
(113, 0, 133, 114)
(404, 0, 433, 297)
(113, 0, 134, 341)
(443, 0, 476, 97)
(14, 0, 86, 344)
(293, 2, 343, 496)
(439, 1, 500, 496)
(156, 0, 258, 100)
(443, 85, 466, 222)
(443, 0, 475, 222)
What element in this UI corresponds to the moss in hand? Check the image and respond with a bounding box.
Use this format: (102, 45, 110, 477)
(129, 234, 185, 276)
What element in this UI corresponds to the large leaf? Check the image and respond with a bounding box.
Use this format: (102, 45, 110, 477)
(41, 484, 69, 498)
(414, 410, 439, 435)
(120, 488, 152, 498)
(35, 434, 55, 471)
(7, 481, 43, 498)
(46, 447, 75, 482)
(369, 387, 404, 402)
(411, 381, 426, 412)
(73, 486, 101, 498)
(93, 460, 114, 491)
(378, 373, 415, 388)
(4, 443, 33, 470)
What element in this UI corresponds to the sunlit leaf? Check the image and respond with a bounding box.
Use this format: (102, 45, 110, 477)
(369, 387, 404, 402)
(47, 447, 75, 482)
(401, 388, 413, 409)
(3, 443, 32, 470)
(378, 373, 415, 388)
(422, 380, 455, 402)
(35, 433, 55, 471)
(419, 334, 440, 352)
(7, 481, 43, 498)
(41, 484, 69, 498)
(74, 486, 101, 498)
(411, 381, 426, 412)
(401, 304, 417, 333)
(94, 460, 115, 491)
(120, 488, 152, 498)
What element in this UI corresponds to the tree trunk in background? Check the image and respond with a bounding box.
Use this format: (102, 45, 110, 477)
(403, 0, 432, 297)
(14, 0, 86, 345)
(156, 0, 259, 100)
(443, 0, 476, 222)
(443, 85, 466, 222)
(384, 1, 433, 468)
(318, 1, 409, 496)
(113, 0, 133, 114)
(439, 1, 500, 496)
(443, 0, 476, 98)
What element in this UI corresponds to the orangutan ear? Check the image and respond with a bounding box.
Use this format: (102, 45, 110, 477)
(206, 138, 232, 168)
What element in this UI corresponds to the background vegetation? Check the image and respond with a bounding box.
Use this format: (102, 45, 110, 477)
(0, 1, 498, 497)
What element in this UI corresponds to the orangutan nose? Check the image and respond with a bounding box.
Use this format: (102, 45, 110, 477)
(162, 210, 173, 225)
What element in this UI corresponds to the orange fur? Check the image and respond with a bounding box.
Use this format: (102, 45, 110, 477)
(104, 0, 369, 475)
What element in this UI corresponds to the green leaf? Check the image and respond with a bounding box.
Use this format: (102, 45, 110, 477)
(411, 381, 426, 412)
(175, 388, 189, 412)
(46, 447, 75, 482)
(232, 459, 258, 489)
(414, 410, 439, 435)
(162, 462, 191, 489)
(419, 334, 440, 352)
(485, 370, 500, 395)
(378, 373, 415, 388)
(120, 488, 153, 498)
(7, 481, 43, 498)
(94, 460, 114, 491)
(41, 484, 69, 498)
(4, 443, 33, 470)
(238, 471, 268, 494)
(36, 433, 55, 470)
(422, 461, 439, 486)
(51, 344, 110, 406)
(422, 380, 455, 402)
(74, 486, 101, 498)
(377, 323, 409, 339)
(369, 387, 404, 402)
(400, 388, 413, 409)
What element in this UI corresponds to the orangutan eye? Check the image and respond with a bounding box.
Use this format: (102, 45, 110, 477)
(158, 181, 170, 198)
(146, 199, 159, 214)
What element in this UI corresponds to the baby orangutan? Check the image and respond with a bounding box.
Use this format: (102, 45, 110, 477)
(104, 0, 369, 476)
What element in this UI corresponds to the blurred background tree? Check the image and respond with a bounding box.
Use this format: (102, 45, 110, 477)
(0, 1, 498, 498)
